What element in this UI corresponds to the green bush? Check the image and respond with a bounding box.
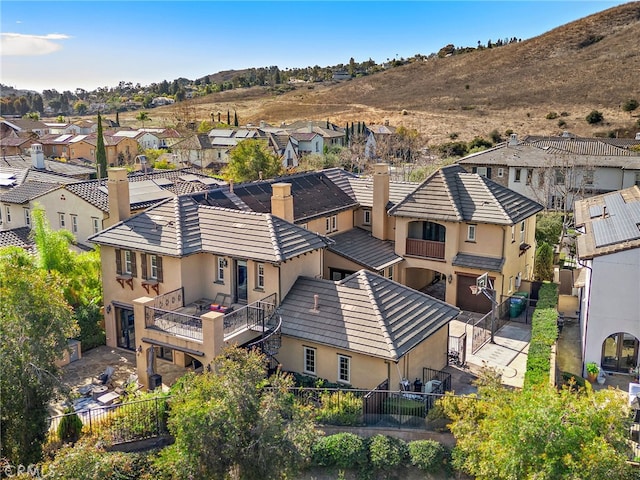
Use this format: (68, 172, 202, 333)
(558, 119, 567, 128)
(315, 391, 363, 426)
(408, 439, 449, 471)
(537, 282, 559, 308)
(369, 434, 408, 471)
(524, 306, 559, 388)
(57, 407, 83, 444)
(546, 112, 558, 120)
(586, 110, 604, 124)
(311, 433, 368, 469)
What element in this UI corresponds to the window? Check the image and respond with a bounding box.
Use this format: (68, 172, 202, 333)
(256, 263, 265, 289)
(363, 210, 371, 225)
(476, 166, 488, 177)
(554, 169, 565, 185)
(326, 215, 337, 233)
(514, 168, 522, 182)
(497, 168, 504, 178)
(467, 224, 476, 242)
(115, 249, 137, 277)
(303, 347, 316, 375)
(216, 256, 225, 282)
(141, 253, 162, 282)
(92, 217, 100, 234)
(71, 215, 78, 233)
(635, 172, 640, 187)
(520, 221, 526, 243)
(538, 170, 545, 187)
(58, 213, 65, 228)
(386, 267, 393, 281)
(124, 250, 132, 274)
(337, 355, 350, 384)
(584, 170, 594, 186)
(511, 225, 515, 243)
(5, 207, 10, 223)
(525, 169, 532, 185)
(24, 208, 30, 226)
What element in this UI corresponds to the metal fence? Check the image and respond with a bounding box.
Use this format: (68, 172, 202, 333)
(47, 396, 170, 445)
(223, 293, 277, 336)
(153, 287, 184, 311)
(145, 306, 203, 341)
(471, 298, 511, 354)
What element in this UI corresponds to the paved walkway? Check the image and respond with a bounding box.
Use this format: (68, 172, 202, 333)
(450, 319, 531, 389)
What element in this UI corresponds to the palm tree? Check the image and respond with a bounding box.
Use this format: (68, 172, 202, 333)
(136, 111, 150, 128)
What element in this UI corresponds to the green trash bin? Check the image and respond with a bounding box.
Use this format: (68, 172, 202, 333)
(513, 292, 529, 315)
(510, 297, 524, 317)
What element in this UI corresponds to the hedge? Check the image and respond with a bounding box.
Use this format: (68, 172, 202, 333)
(524, 283, 559, 388)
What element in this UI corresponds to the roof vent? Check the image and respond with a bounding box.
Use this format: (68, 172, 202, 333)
(312, 294, 319, 312)
(508, 133, 518, 146)
(635, 132, 640, 140)
(31, 143, 45, 169)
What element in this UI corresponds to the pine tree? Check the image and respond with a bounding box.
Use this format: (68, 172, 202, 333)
(357, 122, 361, 136)
(115, 110, 120, 127)
(326, 119, 330, 129)
(227, 110, 231, 125)
(96, 114, 107, 178)
(350, 123, 354, 135)
(234, 110, 239, 127)
(345, 123, 350, 144)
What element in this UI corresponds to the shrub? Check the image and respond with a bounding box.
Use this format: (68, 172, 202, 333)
(468, 136, 492, 150)
(437, 141, 468, 158)
(315, 391, 363, 426)
(537, 282, 559, 308)
(489, 129, 503, 143)
(57, 407, 83, 444)
(408, 439, 448, 471)
(586, 110, 604, 124)
(560, 111, 570, 117)
(534, 242, 554, 281)
(311, 433, 367, 469)
(524, 306, 559, 388)
(369, 434, 409, 471)
(558, 119, 567, 128)
(546, 112, 558, 120)
(623, 99, 639, 114)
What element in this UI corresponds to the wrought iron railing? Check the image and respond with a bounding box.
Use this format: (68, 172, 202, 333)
(153, 287, 184, 311)
(145, 306, 202, 341)
(223, 293, 277, 337)
(47, 396, 170, 445)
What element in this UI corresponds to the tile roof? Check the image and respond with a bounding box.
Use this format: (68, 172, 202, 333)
(575, 185, 640, 259)
(389, 165, 543, 225)
(0, 137, 33, 147)
(89, 195, 332, 262)
(328, 228, 402, 271)
(279, 270, 460, 361)
(0, 154, 95, 177)
(0, 181, 62, 204)
(0, 227, 33, 250)
(290, 132, 318, 142)
(172, 134, 213, 150)
(452, 253, 505, 272)
(346, 177, 420, 208)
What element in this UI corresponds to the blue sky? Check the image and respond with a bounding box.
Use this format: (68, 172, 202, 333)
(0, 1, 631, 93)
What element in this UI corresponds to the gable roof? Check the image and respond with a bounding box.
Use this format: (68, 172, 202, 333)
(0, 181, 61, 204)
(279, 270, 459, 361)
(0, 154, 95, 178)
(389, 164, 543, 225)
(328, 228, 402, 271)
(0, 227, 33, 251)
(89, 195, 332, 262)
(575, 185, 640, 259)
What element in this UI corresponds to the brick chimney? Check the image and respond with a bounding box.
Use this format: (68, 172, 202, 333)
(372, 163, 389, 240)
(107, 168, 130, 224)
(31, 143, 45, 169)
(271, 182, 294, 222)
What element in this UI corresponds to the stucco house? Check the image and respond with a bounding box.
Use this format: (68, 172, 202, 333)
(573, 186, 640, 377)
(458, 133, 640, 211)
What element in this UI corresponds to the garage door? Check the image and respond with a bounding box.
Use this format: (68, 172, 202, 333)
(456, 274, 492, 313)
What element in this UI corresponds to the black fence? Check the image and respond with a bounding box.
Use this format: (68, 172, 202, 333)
(47, 396, 170, 445)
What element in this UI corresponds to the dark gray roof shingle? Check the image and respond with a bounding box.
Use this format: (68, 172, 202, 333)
(452, 253, 505, 272)
(0, 226, 33, 250)
(0, 181, 61, 204)
(279, 271, 460, 360)
(328, 228, 402, 271)
(389, 165, 542, 225)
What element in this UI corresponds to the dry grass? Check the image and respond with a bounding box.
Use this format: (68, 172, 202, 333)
(118, 2, 640, 145)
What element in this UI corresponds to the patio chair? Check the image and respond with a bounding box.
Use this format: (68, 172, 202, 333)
(94, 366, 115, 386)
(210, 293, 233, 314)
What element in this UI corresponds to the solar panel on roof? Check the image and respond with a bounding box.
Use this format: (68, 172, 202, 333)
(54, 134, 72, 142)
(198, 177, 219, 185)
(0, 178, 16, 186)
(153, 178, 173, 186)
(589, 205, 603, 218)
(0, 172, 16, 179)
(178, 174, 199, 182)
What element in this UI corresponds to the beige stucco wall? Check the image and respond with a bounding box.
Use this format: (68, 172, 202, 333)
(304, 209, 354, 236)
(279, 250, 322, 301)
(323, 250, 361, 279)
(278, 324, 449, 390)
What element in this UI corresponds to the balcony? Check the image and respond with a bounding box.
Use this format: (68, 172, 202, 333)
(144, 288, 279, 346)
(405, 238, 445, 260)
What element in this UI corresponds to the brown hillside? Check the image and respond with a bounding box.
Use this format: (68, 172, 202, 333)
(122, 2, 640, 144)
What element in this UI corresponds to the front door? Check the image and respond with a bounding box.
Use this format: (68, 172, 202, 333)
(601, 333, 639, 373)
(236, 260, 248, 303)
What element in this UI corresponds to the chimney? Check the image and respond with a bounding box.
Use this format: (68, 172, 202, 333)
(107, 168, 130, 224)
(271, 182, 294, 222)
(31, 143, 45, 169)
(260, 120, 266, 128)
(508, 133, 518, 146)
(372, 163, 390, 240)
(635, 132, 640, 140)
(307, 121, 313, 133)
(384, 119, 389, 127)
(229, 179, 234, 194)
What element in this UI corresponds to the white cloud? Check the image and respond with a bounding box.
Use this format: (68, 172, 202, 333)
(1, 33, 71, 56)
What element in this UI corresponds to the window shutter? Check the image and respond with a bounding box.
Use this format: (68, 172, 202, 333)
(115, 249, 122, 275)
(472, 167, 477, 174)
(141, 253, 147, 280)
(156, 256, 163, 283)
(130, 251, 137, 277)
(487, 167, 492, 179)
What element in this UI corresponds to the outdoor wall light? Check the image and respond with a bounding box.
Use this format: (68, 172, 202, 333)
(106, 304, 112, 314)
(222, 259, 228, 267)
(136, 345, 143, 354)
(447, 274, 453, 284)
